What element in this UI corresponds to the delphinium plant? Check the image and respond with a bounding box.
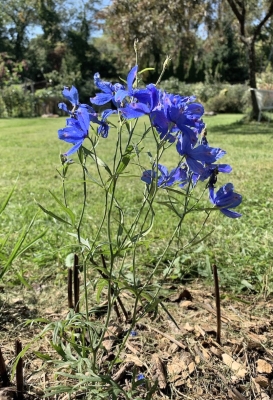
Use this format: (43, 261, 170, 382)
(29, 50, 242, 399)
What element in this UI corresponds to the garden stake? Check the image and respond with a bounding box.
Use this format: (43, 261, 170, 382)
(68, 267, 73, 309)
(73, 254, 80, 313)
(101, 253, 128, 321)
(0, 346, 10, 386)
(213, 264, 221, 344)
(15, 340, 23, 400)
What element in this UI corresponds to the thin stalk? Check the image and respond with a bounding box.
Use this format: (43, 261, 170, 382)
(213, 264, 221, 344)
(68, 268, 73, 309)
(73, 254, 80, 313)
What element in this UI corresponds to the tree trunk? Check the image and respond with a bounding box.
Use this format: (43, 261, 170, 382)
(248, 40, 259, 120)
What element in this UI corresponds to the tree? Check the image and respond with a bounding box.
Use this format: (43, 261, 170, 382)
(98, 0, 209, 78)
(225, 0, 273, 119)
(0, 0, 38, 60)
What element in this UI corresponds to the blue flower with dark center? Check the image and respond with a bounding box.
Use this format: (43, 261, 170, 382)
(199, 163, 232, 182)
(209, 183, 242, 218)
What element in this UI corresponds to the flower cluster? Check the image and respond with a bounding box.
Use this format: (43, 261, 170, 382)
(57, 65, 242, 218)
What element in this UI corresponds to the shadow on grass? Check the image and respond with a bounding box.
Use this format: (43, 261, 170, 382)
(209, 115, 273, 135)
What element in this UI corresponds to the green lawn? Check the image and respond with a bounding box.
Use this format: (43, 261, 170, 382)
(1, 114, 273, 293)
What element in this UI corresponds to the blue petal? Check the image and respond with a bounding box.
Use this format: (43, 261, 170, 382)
(64, 140, 84, 157)
(127, 65, 138, 93)
(101, 109, 118, 120)
(220, 208, 242, 218)
(186, 103, 204, 117)
(115, 89, 130, 103)
(77, 107, 90, 133)
(186, 157, 206, 175)
(94, 79, 113, 94)
(150, 109, 169, 135)
(58, 125, 85, 143)
(190, 145, 226, 163)
(120, 103, 149, 119)
(58, 103, 70, 113)
(62, 86, 79, 106)
(141, 170, 156, 184)
(209, 187, 216, 204)
(98, 123, 109, 138)
(90, 93, 113, 105)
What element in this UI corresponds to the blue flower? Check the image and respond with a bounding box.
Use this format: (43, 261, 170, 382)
(114, 65, 139, 103)
(90, 72, 125, 106)
(141, 164, 188, 187)
(58, 106, 90, 156)
(137, 374, 145, 381)
(61, 86, 79, 107)
(199, 163, 232, 183)
(176, 133, 226, 175)
(141, 170, 157, 184)
(209, 183, 242, 218)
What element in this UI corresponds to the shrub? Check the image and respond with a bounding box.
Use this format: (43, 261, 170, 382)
(205, 84, 250, 113)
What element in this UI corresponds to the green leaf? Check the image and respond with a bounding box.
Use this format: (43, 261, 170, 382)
(156, 200, 181, 217)
(0, 215, 46, 280)
(33, 351, 52, 361)
(83, 147, 112, 176)
(67, 232, 91, 249)
(36, 202, 72, 225)
(0, 185, 16, 214)
(116, 155, 130, 174)
(138, 68, 155, 74)
(96, 278, 109, 302)
(49, 191, 76, 225)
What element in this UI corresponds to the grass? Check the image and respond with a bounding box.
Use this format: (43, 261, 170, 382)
(1, 114, 273, 293)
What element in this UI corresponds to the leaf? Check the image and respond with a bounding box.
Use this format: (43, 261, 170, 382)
(0, 215, 46, 280)
(138, 68, 155, 74)
(49, 191, 76, 225)
(83, 147, 112, 176)
(67, 232, 91, 249)
(0, 185, 16, 214)
(116, 145, 136, 175)
(116, 155, 131, 174)
(156, 200, 181, 217)
(33, 351, 52, 361)
(65, 253, 75, 268)
(36, 202, 72, 225)
(96, 278, 108, 303)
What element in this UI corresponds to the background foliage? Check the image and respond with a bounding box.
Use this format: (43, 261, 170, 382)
(1, 0, 273, 117)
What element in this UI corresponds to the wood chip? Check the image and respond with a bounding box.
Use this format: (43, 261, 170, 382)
(151, 354, 167, 389)
(125, 354, 143, 367)
(254, 375, 270, 388)
(256, 359, 272, 374)
(222, 353, 247, 378)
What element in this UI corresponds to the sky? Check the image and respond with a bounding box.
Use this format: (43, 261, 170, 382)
(28, 0, 110, 39)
